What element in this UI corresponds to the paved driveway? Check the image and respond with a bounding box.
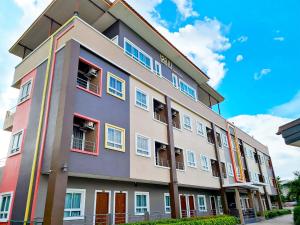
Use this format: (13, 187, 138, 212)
(251, 214, 293, 225)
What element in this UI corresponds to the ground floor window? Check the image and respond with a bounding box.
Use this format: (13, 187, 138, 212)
(0, 193, 12, 221)
(164, 193, 171, 214)
(64, 189, 85, 220)
(135, 192, 150, 215)
(197, 195, 207, 212)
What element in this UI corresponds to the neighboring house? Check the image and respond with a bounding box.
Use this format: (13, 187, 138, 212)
(277, 118, 300, 147)
(0, 0, 282, 225)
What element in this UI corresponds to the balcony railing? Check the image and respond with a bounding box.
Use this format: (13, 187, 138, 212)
(71, 137, 96, 153)
(176, 161, 184, 170)
(77, 77, 98, 94)
(3, 106, 16, 132)
(155, 159, 170, 168)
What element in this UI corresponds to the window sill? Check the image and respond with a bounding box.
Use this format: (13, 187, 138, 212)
(107, 91, 126, 101)
(8, 151, 21, 158)
(77, 85, 101, 97)
(64, 216, 84, 221)
(152, 118, 167, 126)
(17, 97, 30, 106)
(187, 165, 197, 169)
(155, 165, 170, 170)
(71, 148, 99, 156)
(173, 126, 182, 131)
(135, 103, 150, 112)
(183, 127, 193, 132)
(105, 146, 125, 153)
(136, 152, 151, 158)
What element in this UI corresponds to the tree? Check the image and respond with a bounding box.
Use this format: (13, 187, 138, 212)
(277, 176, 286, 202)
(287, 171, 300, 204)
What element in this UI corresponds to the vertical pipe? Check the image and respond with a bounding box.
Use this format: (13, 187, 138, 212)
(165, 96, 180, 219)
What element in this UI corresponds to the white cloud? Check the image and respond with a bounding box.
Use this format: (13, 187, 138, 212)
(273, 36, 285, 42)
(171, 0, 199, 19)
(271, 91, 300, 118)
(236, 54, 244, 62)
(254, 68, 271, 80)
(124, 1, 231, 88)
(237, 35, 248, 43)
(229, 114, 300, 180)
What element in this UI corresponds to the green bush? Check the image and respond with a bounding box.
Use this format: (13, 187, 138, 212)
(264, 209, 292, 219)
(122, 215, 239, 225)
(294, 206, 300, 225)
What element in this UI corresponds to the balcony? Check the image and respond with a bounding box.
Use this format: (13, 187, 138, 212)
(71, 137, 96, 153)
(171, 109, 181, 129)
(153, 99, 167, 124)
(175, 148, 184, 170)
(3, 107, 16, 132)
(155, 142, 169, 168)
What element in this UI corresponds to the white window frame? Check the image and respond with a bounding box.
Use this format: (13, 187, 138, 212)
(164, 193, 171, 214)
(111, 35, 119, 45)
(135, 88, 149, 111)
(0, 192, 13, 222)
(197, 195, 207, 212)
(227, 163, 234, 177)
(221, 133, 229, 148)
(183, 115, 192, 131)
(18, 79, 32, 104)
(136, 133, 151, 157)
(186, 150, 197, 168)
(178, 79, 197, 100)
(154, 61, 162, 77)
(217, 196, 223, 214)
(107, 72, 126, 100)
(196, 121, 205, 136)
(64, 189, 86, 221)
(134, 192, 150, 215)
(8, 129, 24, 156)
(124, 38, 153, 71)
(200, 155, 210, 171)
(172, 73, 178, 88)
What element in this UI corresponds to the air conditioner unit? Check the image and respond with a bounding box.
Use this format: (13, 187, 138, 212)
(172, 111, 177, 117)
(157, 104, 164, 110)
(175, 148, 181, 155)
(160, 145, 167, 150)
(86, 68, 98, 77)
(84, 121, 95, 130)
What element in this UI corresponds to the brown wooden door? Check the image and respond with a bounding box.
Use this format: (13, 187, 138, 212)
(180, 195, 187, 218)
(95, 192, 109, 225)
(114, 192, 126, 224)
(188, 196, 196, 217)
(210, 196, 216, 215)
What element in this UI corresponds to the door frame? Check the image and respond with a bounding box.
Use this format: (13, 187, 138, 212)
(187, 194, 196, 217)
(209, 196, 217, 215)
(179, 194, 187, 218)
(93, 190, 111, 225)
(113, 191, 128, 224)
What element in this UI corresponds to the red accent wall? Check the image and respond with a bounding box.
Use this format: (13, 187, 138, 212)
(0, 69, 36, 223)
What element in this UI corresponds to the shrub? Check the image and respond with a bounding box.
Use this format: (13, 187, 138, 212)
(294, 206, 300, 225)
(122, 215, 239, 225)
(264, 209, 292, 219)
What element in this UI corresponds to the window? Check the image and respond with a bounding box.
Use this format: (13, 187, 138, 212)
(179, 80, 196, 100)
(246, 148, 254, 160)
(107, 72, 126, 100)
(0, 193, 12, 221)
(18, 80, 32, 104)
(183, 115, 192, 131)
(71, 114, 99, 155)
(64, 189, 85, 220)
(196, 122, 204, 136)
(135, 192, 150, 215)
(186, 150, 196, 168)
(206, 127, 214, 144)
(111, 35, 119, 45)
(197, 195, 207, 212)
(135, 88, 149, 110)
(154, 61, 162, 76)
(200, 155, 210, 171)
(164, 193, 171, 214)
(77, 58, 101, 96)
(227, 163, 234, 177)
(221, 162, 227, 178)
(172, 73, 178, 88)
(217, 196, 223, 214)
(124, 39, 152, 70)
(136, 134, 151, 157)
(221, 133, 229, 148)
(251, 173, 259, 182)
(9, 130, 23, 155)
(211, 159, 220, 177)
(216, 132, 222, 148)
(105, 124, 125, 152)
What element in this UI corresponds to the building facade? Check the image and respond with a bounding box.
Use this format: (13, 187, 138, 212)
(0, 0, 282, 224)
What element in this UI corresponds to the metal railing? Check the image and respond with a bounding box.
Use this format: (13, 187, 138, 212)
(77, 77, 98, 94)
(155, 159, 170, 168)
(72, 137, 96, 153)
(154, 112, 166, 123)
(176, 161, 184, 170)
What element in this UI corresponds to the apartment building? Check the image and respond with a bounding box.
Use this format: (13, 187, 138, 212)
(0, 0, 282, 224)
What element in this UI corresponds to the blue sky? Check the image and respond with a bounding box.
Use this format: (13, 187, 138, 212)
(0, 0, 299, 179)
